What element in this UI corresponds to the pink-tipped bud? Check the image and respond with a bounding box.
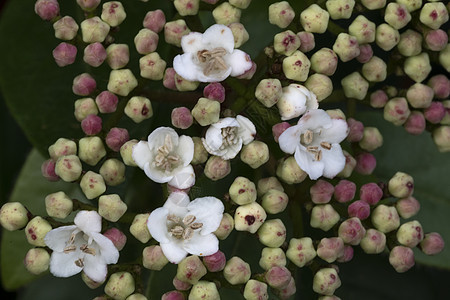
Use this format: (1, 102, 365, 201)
(354, 152, 377, 175)
(370, 89, 388, 108)
(338, 217, 366, 245)
(95, 91, 118, 113)
(265, 266, 291, 290)
(389, 246, 415, 273)
(310, 179, 334, 204)
(143, 9, 166, 33)
(202, 250, 226, 272)
(424, 101, 446, 124)
(106, 127, 129, 152)
(162, 291, 185, 300)
(356, 44, 373, 63)
(35, 0, 59, 21)
(223, 257, 251, 285)
(72, 73, 96, 96)
(76, 0, 100, 11)
(203, 83, 226, 103)
(348, 200, 370, 220)
(297, 31, 315, 52)
(171, 107, 193, 129)
(424, 29, 448, 51)
(52, 42, 77, 67)
(333, 180, 356, 203)
(346, 118, 364, 142)
(360, 228, 386, 254)
(81, 114, 102, 135)
(163, 68, 177, 90)
(272, 122, 291, 142)
(172, 277, 191, 291)
(337, 245, 354, 263)
(404, 111, 426, 135)
(420, 232, 445, 255)
(41, 159, 59, 181)
(83, 42, 107, 67)
(103, 227, 127, 251)
(427, 75, 450, 99)
(396, 196, 420, 219)
(359, 183, 383, 205)
(134, 29, 159, 55)
(317, 237, 345, 263)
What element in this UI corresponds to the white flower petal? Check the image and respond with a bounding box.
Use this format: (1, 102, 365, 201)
(160, 241, 188, 264)
(187, 197, 224, 235)
(147, 207, 171, 244)
(318, 119, 349, 144)
(203, 127, 223, 152)
(44, 225, 77, 252)
(74, 211, 102, 233)
(176, 135, 194, 166)
(298, 109, 332, 130)
(168, 165, 196, 189)
(236, 115, 256, 145)
(183, 233, 219, 257)
(213, 117, 240, 129)
(221, 140, 242, 160)
(147, 127, 180, 150)
(132, 141, 152, 170)
(294, 146, 324, 180)
(90, 232, 120, 264)
(173, 53, 204, 82)
(321, 144, 346, 179)
(83, 255, 107, 283)
(278, 125, 302, 154)
(165, 191, 190, 209)
(181, 32, 204, 53)
(226, 49, 253, 77)
(143, 162, 174, 183)
(49, 251, 82, 278)
(202, 24, 235, 54)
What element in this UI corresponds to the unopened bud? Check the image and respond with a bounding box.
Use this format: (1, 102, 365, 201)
(120, 139, 138, 166)
(305, 74, 333, 101)
(348, 200, 370, 220)
(104, 272, 135, 300)
(282, 51, 311, 82)
(212, 2, 241, 25)
(396, 196, 420, 219)
(384, 2, 411, 29)
(433, 126, 450, 152)
(202, 250, 226, 272)
(265, 266, 291, 290)
(106, 44, 130, 70)
(204, 156, 231, 181)
(261, 189, 288, 214)
(164, 20, 190, 47)
(81, 17, 110, 43)
(276, 276, 296, 299)
(338, 150, 357, 178)
(326, 0, 355, 20)
(55, 155, 82, 182)
(360, 183, 383, 205)
(106, 127, 129, 152)
(424, 29, 448, 51)
(310, 48, 338, 76)
(257, 177, 284, 196)
(310, 179, 334, 204)
(398, 29, 422, 57)
(25, 216, 52, 247)
(370, 89, 388, 108)
(203, 82, 225, 103)
(99, 194, 127, 221)
(360, 228, 386, 254)
(388, 171, 414, 198)
(224, 256, 251, 285)
(298, 31, 315, 52)
(419, 2, 449, 30)
(143, 10, 166, 33)
(240, 141, 269, 169)
(424, 102, 446, 124)
(268, 1, 295, 29)
(276, 156, 307, 184)
(190, 137, 208, 165)
(397, 220, 423, 247)
(229, 22, 249, 48)
(41, 159, 59, 182)
(103, 227, 127, 250)
(259, 247, 286, 270)
(333, 180, 356, 203)
(348, 15, 375, 44)
(107, 69, 138, 96)
(371, 204, 400, 233)
(189, 281, 220, 300)
(359, 127, 383, 151)
(83, 42, 107, 67)
(375, 23, 399, 51)
(173, 277, 191, 291)
(317, 237, 345, 263)
(333, 33, 360, 62)
(99, 158, 126, 186)
(176, 256, 206, 285)
(73, 73, 96, 96)
(191, 98, 220, 126)
(389, 246, 415, 273)
(45, 191, 73, 219)
(127, 294, 148, 300)
(362, 56, 386, 82)
(124, 96, 153, 123)
(338, 217, 366, 245)
(234, 202, 267, 233)
(313, 268, 341, 296)
(341, 72, 368, 100)
(428, 75, 450, 99)
(310, 204, 340, 231)
(257, 219, 286, 248)
(96, 91, 118, 113)
(255, 79, 282, 108)
(80, 171, 106, 199)
(24, 248, 50, 275)
(420, 232, 445, 255)
(171, 107, 193, 129)
(229, 177, 257, 205)
(52, 42, 77, 67)
(337, 245, 354, 263)
(76, 0, 100, 11)
(274, 30, 300, 56)
(101, 1, 126, 27)
(300, 4, 329, 34)
(214, 213, 234, 240)
(78, 136, 106, 166)
(272, 122, 291, 143)
(53, 16, 78, 40)
(356, 44, 373, 63)
(130, 213, 151, 243)
(286, 237, 316, 267)
(404, 53, 432, 83)
(143, 245, 169, 270)
(139, 52, 166, 80)
(244, 279, 268, 300)
(35, 0, 60, 21)
(174, 73, 199, 91)
(81, 114, 102, 136)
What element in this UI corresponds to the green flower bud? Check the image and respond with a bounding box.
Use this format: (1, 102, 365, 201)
(191, 137, 208, 165)
(310, 48, 338, 76)
(338, 217, 366, 245)
(282, 50, 311, 82)
(404, 53, 432, 83)
(257, 177, 284, 197)
(326, 0, 355, 20)
(360, 228, 386, 254)
(360, 0, 386, 10)
(376, 23, 400, 51)
(176, 256, 207, 284)
(0, 202, 29, 231)
(214, 213, 234, 240)
(362, 56, 387, 82)
(396, 0, 422, 12)
(106, 44, 130, 70)
(433, 126, 450, 152)
(274, 30, 301, 56)
(397, 220, 423, 247)
(120, 139, 138, 166)
(371, 204, 400, 233)
(189, 281, 220, 300)
(53, 16, 79, 41)
(406, 83, 434, 108)
(101, 1, 126, 27)
(81, 17, 110, 43)
(419, 2, 449, 30)
(78, 136, 107, 166)
(440, 44, 450, 73)
(255, 78, 282, 108)
(142, 245, 169, 271)
(24, 248, 50, 275)
(341, 72, 369, 100)
(234, 202, 267, 233)
(229, 177, 257, 205)
(191, 98, 220, 126)
(317, 237, 345, 263)
(25, 216, 52, 247)
(55, 155, 82, 182)
(261, 189, 289, 214)
(130, 213, 151, 243)
(99, 194, 127, 222)
(305, 73, 333, 101)
(124, 96, 153, 123)
(333, 33, 360, 62)
(229, 22, 249, 48)
(268, 1, 295, 29)
(164, 20, 190, 47)
(174, 0, 199, 16)
(398, 29, 422, 57)
(48, 138, 77, 160)
(104, 272, 135, 300)
(139, 52, 166, 80)
(276, 156, 307, 184)
(326, 108, 346, 120)
(388, 171, 414, 198)
(359, 127, 383, 151)
(80, 171, 106, 199)
(384, 3, 411, 29)
(74, 98, 98, 122)
(223, 256, 251, 285)
(243, 279, 268, 300)
(259, 247, 287, 270)
(286, 237, 316, 267)
(389, 246, 415, 273)
(134, 28, 159, 55)
(257, 219, 286, 248)
(300, 4, 330, 34)
(310, 204, 340, 231)
(204, 156, 231, 181)
(212, 2, 241, 25)
(313, 268, 341, 296)
(229, 0, 252, 9)
(174, 73, 200, 91)
(127, 294, 147, 300)
(100, 158, 126, 186)
(348, 15, 376, 44)
(107, 69, 138, 96)
(240, 141, 269, 169)
(45, 191, 73, 219)
(337, 150, 356, 178)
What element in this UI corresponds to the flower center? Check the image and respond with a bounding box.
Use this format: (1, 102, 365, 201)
(167, 214, 203, 240)
(300, 129, 332, 161)
(197, 47, 228, 76)
(62, 230, 97, 268)
(154, 135, 180, 172)
(219, 127, 239, 150)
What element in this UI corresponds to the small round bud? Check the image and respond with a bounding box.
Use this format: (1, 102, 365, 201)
(360, 183, 383, 205)
(99, 194, 127, 222)
(55, 155, 82, 182)
(223, 257, 251, 285)
(174, 0, 199, 16)
(108, 69, 138, 96)
(346, 118, 364, 142)
(173, 277, 191, 291)
(370, 89, 388, 108)
(189, 281, 220, 300)
(388, 172, 414, 198)
(99, 158, 126, 186)
(348, 200, 370, 220)
(52, 42, 77, 67)
(104, 272, 135, 300)
(41, 159, 59, 181)
(80, 171, 106, 199)
(72, 73, 96, 96)
(82, 268, 106, 289)
(95, 91, 118, 113)
(333, 33, 360, 62)
(286, 237, 316, 267)
(103, 227, 127, 250)
(255, 78, 282, 108)
(396, 196, 420, 219)
(268, 1, 295, 29)
(313, 268, 341, 296)
(76, 0, 100, 11)
(406, 83, 434, 109)
(203, 82, 225, 103)
(338, 217, 366, 245)
(124, 96, 153, 123)
(384, 3, 411, 29)
(171, 107, 193, 129)
(424, 102, 446, 124)
(24, 248, 50, 275)
(362, 56, 387, 82)
(310, 180, 334, 204)
(244, 279, 268, 300)
(143, 245, 169, 270)
(25, 216, 52, 246)
(338, 151, 357, 178)
(164, 20, 190, 47)
(360, 228, 386, 254)
(419, 2, 449, 30)
(81, 17, 110, 43)
(214, 213, 234, 240)
(398, 29, 422, 57)
(240, 141, 269, 169)
(305, 74, 333, 101)
(229, 0, 251, 9)
(212, 2, 241, 25)
(78, 136, 107, 166)
(337, 245, 354, 263)
(397, 220, 423, 247)
(300, 4, 329, 33)
(261, 189, 289, 214)
(376, 23, 400, 51)
(101, 1, 126, 27)
(45, 191, 73, 219)
(341, 72, 369, 100)
(202, 250, 226, 272)
(74, 98, 98, 122)
(81, 114, 102, 135)
(420, 232, 445, 255)
(204, 156, 231, 181)
(257, 177, 284, 196)
(348, 15, 375, 44)
(389, 246, 415, 273)
(404, 53, 432, 83)
(265, 266, 291, 290)
(259, 247, 286, 270)
(333, 180, 356, 203)
(310, 48, 338, 76)
(35, 0, 59, 21)
(272, 122, 291, 143)
(139, 52, 167, 80)
(276, 156, 307, 184)
(127, 294, 148, 300)
(191, 137, 208, 165)
(228, 22, 249, 48)
(371, 204, 400, 233)
(282, 50, 311, 82)
(310, 204, 340, 231)
(176, 256, 207, 284)
(298, 31, 315, 52)
(191, 98, 220, 126)
(53, 16, 78, 40)
(83, 42, 107, 67)
(317, 237, 345, 263)
(234, 202, 267, 233)
(143, 10, 166, 33)
(428, 75, 450, 99)
(106, 127, 129, 152)
(257, 219, 286, 248)
(384, 97, 411, 126)
(433, 126, 450, 152)
(130, 213, 151, 243)
(276, 276, 296, 299)
(274, 30, 300, 56)
(229, 177, 257, 205)
(162, 291, 184, 300)
(359, 127, 383, 151)
(106, 44, 130, 70)
(356, 44, 373, 63)
(326, 0, 355, 20)
(174, 73, 200, 91)
(424, 29, 448, 51)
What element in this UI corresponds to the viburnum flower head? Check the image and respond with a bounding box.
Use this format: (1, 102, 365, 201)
(44, 210, 119, 283)
(278, 109, 348, 180)
(202, 115, 256, 160)
(147, 191, 224, 264)
(133, 127, 195, 189)
(173, 24, 253, 82)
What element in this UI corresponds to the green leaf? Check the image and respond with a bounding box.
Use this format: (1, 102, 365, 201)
(1, 149, 83, 291)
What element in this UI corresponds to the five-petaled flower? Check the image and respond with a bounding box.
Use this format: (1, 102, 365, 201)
(44, 210, 119, 283)
(147, 191, 224, 264)
(173, 24, 253, 82)
(277, 84, 318, 121)
(132, 127, 196, 189)
(202, 115, 256, 160)
(278, 109, 349, 180)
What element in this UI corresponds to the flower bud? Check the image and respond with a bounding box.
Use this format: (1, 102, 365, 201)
(53, 16, 79, 41)
(35, 0, 59, 21)
(106, 44, 129, 70)
(81, 17, 110, 43)
(276, 276, 296, 299)
(396, 196, 420, 219)
(326, 109, 346, 120)
(76, 0, 100, 11)
(371, 204, 400, 233)
(300, 4, 329, 33)
(433, 126, 450, 152)
(261, 189, 288, 214)
(333, 33, 360, 62)
(424, 102, 446, 124)
(228, 22, 249, 48)
(286, 237, 316, 267)
(360, 228, 386, 254)
(103, 227, 127, 250)
(204, 156, 231, 181)
(272, 122, 290, 143)
(214, 213, 234, 240)
(139, 52, 166, 80)
(99, 194, 127, 221)
(78, 136, 107, 166)
(55, 155, 82, 182)
(164, 20, 190, 47)
(83, 270, 106, 289)
(310, 204, 340, 231)
(143, 10, 166, 33)
(202, 250, 226, 272)
(397, 220, 423, 247)
(348, 15, 375, 44)
(362, 56, 387, 82)
(212, 2, 241, 25)
(310, 48, 338, 76)
(128, 294, 148, 300)
(73, 73, 96, 96)
(282, 50, 311, 82)
(376, 23, 399, 51)
(190, 137, 208, 165)
(428, 75, 450, 99)
(398, 29, 422, 57)
(80, 171, 106, 199)
(424, 29, 448, 51)
(142, 245, 169, 270)
(360, 183, 383, 205)
(223, 256, 251, 285)
(173, 0, 199, 16)
(24, 248, 50, 275)
(48, 140, 71, 159)
(348, 200, 370, 220)
(309, 179, 333, 204)
(203, 83, 225, 103)
(317, 237, 345, 263)
(173, 277, 191, 291)
(170, 107, 193, 130)
(189, 281, 219, 300)
(74, 98, 98, 122)
(305, 74, 333, 101)
(45, 191, 73, 219)
(124, 96, 153, 123)
(370, 89, 388, 108)
(389, 246, 414, 273)
(333, 180, 356, 203)
(240, 141, 269, 169)
(276, 156, 307, 184)
(104, 272, 135, 299)
(41, 159, 59, 181)
(419, 2, 449, 30)
(268, 1, 295, 29)
(298, 31, 315, 52)
(359, 127, 383, 151)
(341, 72, 368, 100)
(95, 91, 118, 114)
(130, 213, 151, 243)
(234, 202, 267, 233)
(229, 0, 251, 9)
(25, 216, 52, 247)
(313, 268, 341, 296)
(84, 42, 107, 67)
(326, 0, 355, 20)
(388, 172, 414, 198)
(243, 279, 268, 300)
(337, 245, 354, 263)
(420, 232, 445, 255)
(259, 247, 286, 270)
(161, 291, 185, 300)
(191, 98, 220, 126)
(101, 1, 126, 27)
(105, 127, 129, 152)
(255, 79, 282, 108)
(406, 83, 433, 109)
(257, 177, 284, 197)
(107, 69, 138, 96)
(384, 3, 411, 29)
(99, 158, 126, 186)
(355, 152, 376, 175)
(404, 53, 432, 83)
(174, 73, 200, 91)
(52, 42, 77, 67)
(274, 30, 300, 56)
(229, 177, 257, 205)
(346, 118, 364, 143)
(356, 44, 373, 63)
(338, 217, 366, 245)
(81, 114, 102, 136)
(265, 266, 291, 290)
(257, 219, 286, 248)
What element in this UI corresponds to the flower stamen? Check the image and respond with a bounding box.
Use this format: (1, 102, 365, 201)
(63, 245, 76, 253)
(75, 258, 84, 268)
(320, 142, 332, 150)
(80, 244, 96, 256)
(302, 130, 314, 145)
(197, 47, 228, 76)
(154, 135, 180, 172)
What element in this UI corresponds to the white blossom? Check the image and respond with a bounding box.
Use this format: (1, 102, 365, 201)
(147, 191, 224, 264)
(173, 24, 253, 82)
(278, 109, 348, 180)
(132, 127, 195, 189)
(277, 84, 318, 121)
(44, 211, 119, 283)
(202, 115, 256, 160)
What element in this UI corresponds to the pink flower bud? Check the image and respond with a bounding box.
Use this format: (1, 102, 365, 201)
(424, 29, 448, 51)
(172, 277, 191, 291)
(81, 114, 102, 135)
(162, 291, 185, 300)
(106, 127, 129, 152)
(35, 0, 59, 21)
(95, 91, 118, 114)
(337, 245, 354, 263)
(83, 42, 107, 67)
(103, 227, 127, 250)
(348, 200, 370, 220)
(310, 179, 334, 204)
(334, 180, 356, 203)
(317, 237, 345, 263)
(404, 111, 426, 135)
(272, 122, 290, 143)
(359, 183, 383, 205)
(420, 232, 445, 255)
(338, 217, 366, 245)
(356, 44, 373, 63)
(134, 29, 159, 55)
(176, 256, 207, 285)
(143, 10, 166, 33)
(354, 152, 377, 175)
(427, 75, 450, 99)
(424, 101, 446, 124)
(72, 73, 96, 96)
(389, 246, 414, 273)
(41, 159, 59, 181)
(203, 82, 226, 103)
(346, 118, 364, 142)
(297, 31, 315, 52)
(370, 89, 388, 108)
(396, 196, 420, 219)
(202, 250, 226, 272)
(171, 107, 193, 129)
(163, 68, 177, 90)
(265, 266, 291, 290)
(52, 42, 77, 67)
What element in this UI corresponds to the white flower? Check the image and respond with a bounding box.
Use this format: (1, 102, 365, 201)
(173, 24, 253, 82)
(277, 84, 318, 121)
(147, 191, 224, 264)
(278, 109, 349, 180)
(202, 115, 256, 160)
(44, 210, 119, 283)
(132, 127, 195, 189)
